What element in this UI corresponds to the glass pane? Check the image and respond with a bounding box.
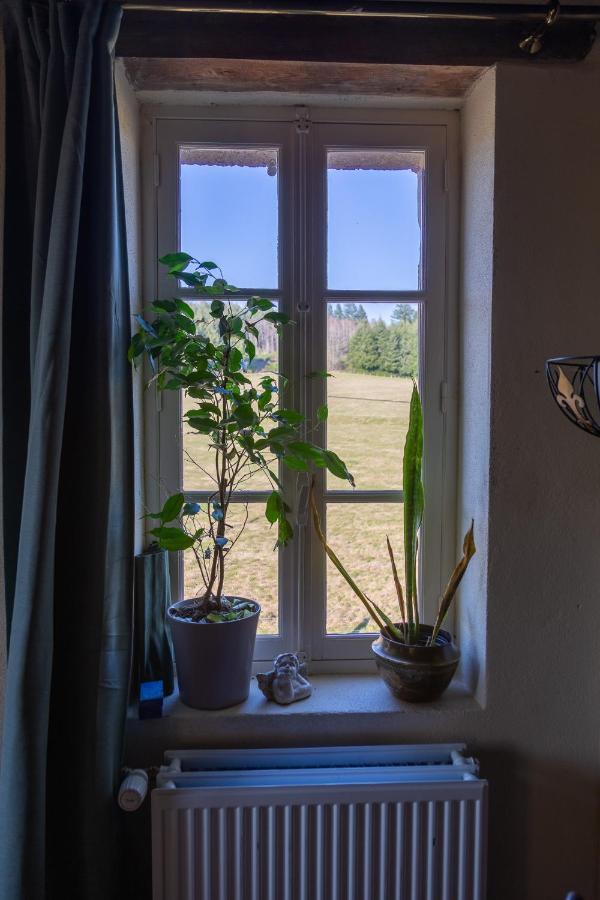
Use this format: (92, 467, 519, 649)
(183, 504, 279, 635)
(179, 146, 279, 289)
(183, 300, 279, 492)
(327, 150, 424, 291)
(326, 301, 418, 491)
(326, 503, 404, 634)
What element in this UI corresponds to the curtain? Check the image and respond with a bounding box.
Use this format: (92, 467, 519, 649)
(0, 2, 134, 898)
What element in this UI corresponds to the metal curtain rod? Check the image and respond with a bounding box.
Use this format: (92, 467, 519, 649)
(120, 2, 600, 22)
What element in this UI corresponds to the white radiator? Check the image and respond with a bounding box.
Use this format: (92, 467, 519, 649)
(152, 743, 487, 900)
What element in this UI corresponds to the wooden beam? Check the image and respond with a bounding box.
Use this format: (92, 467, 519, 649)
(116, 9, 596, 64)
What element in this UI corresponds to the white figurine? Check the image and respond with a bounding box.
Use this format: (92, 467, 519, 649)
(257, 652, 312, 705)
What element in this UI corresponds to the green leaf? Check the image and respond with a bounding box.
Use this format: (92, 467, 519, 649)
(233, 404, 257, 428)
(159, 252, 193, 272)
(273, 408, 304, 425)
(403, 383, 424, 631)
(188, 402, 220, 415)
(160, 493, 185, 523)
(247, 297, 274, 312)
(264, 311, 291, 325)
(258, 391, 272, 411)
(323, 450, 354, 485)
(276, 515, 294, 547)
(228, 347, 243, 372)
(177, 271, 203, 287)
(174, 310, 196, 330)
(186, 417, 217, 433)
(266, 425, 296, 440)
(282, 454, 309, 472)
(265, 490, 283, 524)
(174, 297, 195, 318)
(316, 404, 328, 422)
(306, 370, 333, 379)
(153, 299, 177, 313)
(198, 260, 218, 270)
(244, 339, 256, 362)
(127, 332, 145, 363)
(287, 441, 325, 463)
(149, 526, 195, 551)
(210, 299, 225, 317)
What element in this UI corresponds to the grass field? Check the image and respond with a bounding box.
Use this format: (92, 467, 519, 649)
(183, 371, 412, 635)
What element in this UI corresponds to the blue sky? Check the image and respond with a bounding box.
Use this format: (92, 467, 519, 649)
(180, 162, 420, 324)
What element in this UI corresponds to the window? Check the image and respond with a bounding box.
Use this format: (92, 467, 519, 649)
(143, 107, 457, 668)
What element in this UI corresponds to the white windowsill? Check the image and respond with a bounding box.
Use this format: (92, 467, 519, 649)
(125, 675, 483, 767)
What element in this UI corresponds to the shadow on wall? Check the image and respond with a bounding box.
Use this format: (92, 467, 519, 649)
(479, 747, 599, 900)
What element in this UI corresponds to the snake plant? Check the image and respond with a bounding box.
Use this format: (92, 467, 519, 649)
(311, 382, 475, 645)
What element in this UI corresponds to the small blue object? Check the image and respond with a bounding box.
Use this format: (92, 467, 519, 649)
(139, 680, 164, 719)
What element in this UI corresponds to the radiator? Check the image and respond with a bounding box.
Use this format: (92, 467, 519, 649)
(152, 743, 487, 900)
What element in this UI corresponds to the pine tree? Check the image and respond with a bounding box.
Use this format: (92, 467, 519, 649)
(346, 323, 381, 371)
(391, 303, 418, 324)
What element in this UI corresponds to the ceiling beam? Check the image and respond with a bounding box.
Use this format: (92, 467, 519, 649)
(116, 6, 596, 64)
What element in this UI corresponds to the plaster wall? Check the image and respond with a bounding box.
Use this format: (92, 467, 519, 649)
(481, 56, 600, 899)
(457, 67, 494, 708)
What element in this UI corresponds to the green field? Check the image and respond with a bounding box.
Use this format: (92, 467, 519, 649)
(183, 371, 412, 635)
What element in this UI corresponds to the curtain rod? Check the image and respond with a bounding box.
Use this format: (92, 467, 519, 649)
(120, 3, 600, 22)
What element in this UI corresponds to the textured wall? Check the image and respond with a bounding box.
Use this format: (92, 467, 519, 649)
(482, 56, 600, 900)
(458, 67, 495, 708)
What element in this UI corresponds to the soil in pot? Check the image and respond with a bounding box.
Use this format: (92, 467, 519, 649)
(169, 597, 260, 710)
(372, 623, 460, 703)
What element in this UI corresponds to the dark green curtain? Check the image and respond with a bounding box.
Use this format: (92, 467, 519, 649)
(0, 2, 134, 898)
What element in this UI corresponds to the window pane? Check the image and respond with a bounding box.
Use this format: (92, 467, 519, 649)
(327, 150, 424, 291)
(326, 302, 418, 491)
(183, 504, 279, 635)
(179, 146, 279, 289)
(183, 300, 279, 493)
(326, 503, 404, 635)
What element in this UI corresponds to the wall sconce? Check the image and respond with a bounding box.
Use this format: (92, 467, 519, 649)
(546, 355, 600, 437)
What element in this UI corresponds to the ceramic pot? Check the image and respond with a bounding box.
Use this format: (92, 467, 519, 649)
(372, 624, 460, 703)
(168, 597, 260, 710)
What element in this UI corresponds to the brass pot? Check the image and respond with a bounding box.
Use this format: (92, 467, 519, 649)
(372, 624, 460, 703)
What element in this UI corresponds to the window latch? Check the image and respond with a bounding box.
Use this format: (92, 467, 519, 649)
(295, 107, 310, 135)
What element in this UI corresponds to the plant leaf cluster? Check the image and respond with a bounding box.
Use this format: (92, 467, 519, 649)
(129, 253, 354, 619)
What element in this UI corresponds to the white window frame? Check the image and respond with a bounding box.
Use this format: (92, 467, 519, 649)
(141, 104, 458, 672)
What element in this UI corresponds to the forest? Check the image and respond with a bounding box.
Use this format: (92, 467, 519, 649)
(327, 303, 418, 377)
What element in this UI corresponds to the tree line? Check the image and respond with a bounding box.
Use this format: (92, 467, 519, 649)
(329, 304, 418, 377)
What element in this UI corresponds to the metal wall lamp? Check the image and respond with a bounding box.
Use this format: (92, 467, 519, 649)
(546, 356, 600, 437)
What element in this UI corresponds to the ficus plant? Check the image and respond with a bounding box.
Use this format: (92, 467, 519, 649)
(310, 382, 476, 646)
(129, 253, 354, 623)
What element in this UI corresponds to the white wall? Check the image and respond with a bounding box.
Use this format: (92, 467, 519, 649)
(458, 55, 600, 899)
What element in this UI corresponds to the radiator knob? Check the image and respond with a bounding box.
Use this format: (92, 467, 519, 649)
(118, 769, 148, 811)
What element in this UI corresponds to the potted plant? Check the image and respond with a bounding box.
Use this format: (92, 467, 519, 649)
(311, 382, 476, 702)
(129, 253, 353, 709)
